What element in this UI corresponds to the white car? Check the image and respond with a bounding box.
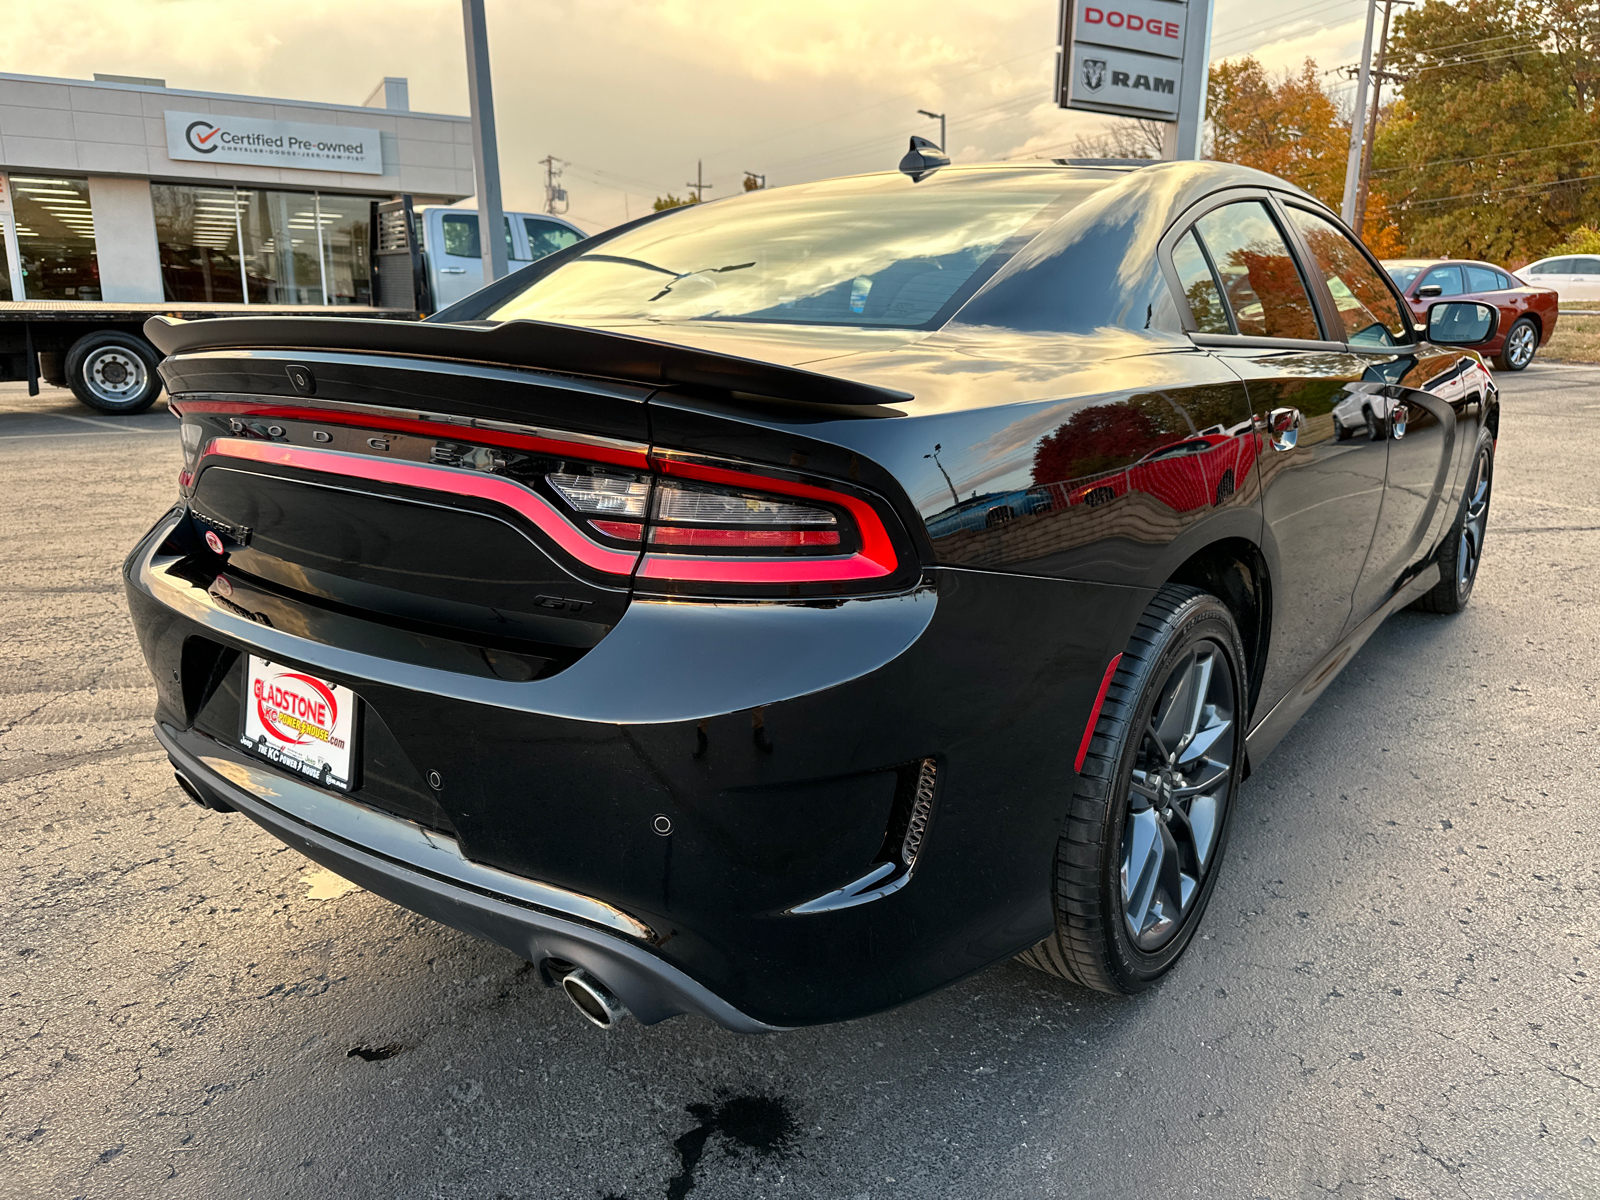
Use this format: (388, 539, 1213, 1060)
(416, 207, 586, 311)
(1515, 254, 1600, 302)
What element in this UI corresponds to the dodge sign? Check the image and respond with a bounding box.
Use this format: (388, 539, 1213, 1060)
(1057, 0, 1193, 122)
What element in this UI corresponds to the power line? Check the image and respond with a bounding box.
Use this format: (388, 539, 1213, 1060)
(1405, 170, 1600, 208)
(1372, 135, 1600, 175)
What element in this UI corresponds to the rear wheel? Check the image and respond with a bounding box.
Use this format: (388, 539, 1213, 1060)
(1495, 317, 1537, 372)
(1411, 431, 1494, 614)
(1018, 585, 1246, 993)
(65, 331, 163, 414)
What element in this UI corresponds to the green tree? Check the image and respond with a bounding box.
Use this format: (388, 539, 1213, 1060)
(1373, 0, 1600, 264)
(1546, 224, 1600, 254)
(652, 193, 697, 211)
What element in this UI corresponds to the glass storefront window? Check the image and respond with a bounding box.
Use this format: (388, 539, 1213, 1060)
(313, 194, 372, 305)
(0, 223, 12, 302)
(153, 182, 383, 306)
(10, 175, 99, 300)
(153, 184, 246, 302)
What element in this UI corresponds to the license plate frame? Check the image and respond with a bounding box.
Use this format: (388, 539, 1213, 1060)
(239, 656, 360, 792)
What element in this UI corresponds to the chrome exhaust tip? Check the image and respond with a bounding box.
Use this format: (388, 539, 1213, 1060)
(173, 771, 206, 806)
(561, 967, 628, 1029)
(173, 769, 233, 812)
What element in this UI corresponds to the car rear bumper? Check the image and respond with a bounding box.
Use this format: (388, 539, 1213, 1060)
(157, 721, 784, 1032)
(126, 507, 1151, 1027)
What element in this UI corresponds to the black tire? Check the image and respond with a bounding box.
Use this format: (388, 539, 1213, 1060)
(64, 331, 163, 414)
(1018, 585, 1246, 993)
(1494, 317, 1537, 372)
(1411, 430, 1494, 614)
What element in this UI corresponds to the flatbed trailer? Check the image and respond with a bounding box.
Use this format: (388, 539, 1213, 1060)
(0, 301, 423, 414)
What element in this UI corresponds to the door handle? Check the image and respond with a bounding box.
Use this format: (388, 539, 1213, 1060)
(440, 267, 468, 274)
(1266, 407, 1301, 452)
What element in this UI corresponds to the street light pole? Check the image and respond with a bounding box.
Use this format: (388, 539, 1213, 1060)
(1340, 0, 1379, 226)
(917, 109, 947, 151)
(462, 0, 508, 282)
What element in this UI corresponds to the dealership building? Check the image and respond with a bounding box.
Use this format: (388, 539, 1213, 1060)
(0, 72, 475, 306)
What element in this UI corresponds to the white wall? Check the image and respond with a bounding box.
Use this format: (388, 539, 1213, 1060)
(87, 176, 161, 302)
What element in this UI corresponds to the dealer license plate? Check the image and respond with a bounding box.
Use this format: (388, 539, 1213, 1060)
(240, 657, 359, 791)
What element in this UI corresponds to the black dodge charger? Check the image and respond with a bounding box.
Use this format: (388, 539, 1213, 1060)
(124, 158, 1500, 1031)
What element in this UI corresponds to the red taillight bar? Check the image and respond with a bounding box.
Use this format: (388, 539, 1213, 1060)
(200, 438, 642, 575)
(186, 413, 905, 590)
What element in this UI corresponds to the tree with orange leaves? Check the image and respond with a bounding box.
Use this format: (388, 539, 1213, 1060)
(1205, 57, 1405, 254)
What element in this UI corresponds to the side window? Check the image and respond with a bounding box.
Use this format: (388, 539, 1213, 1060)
(441, 213, 480, 258)
(1465, 265, 1502, 293)
(1192, 201, 1321, 340)
(1537, 257, 1572, 275)
(441, 214, 517, 259)
(1495, 270, 1515, 289)
(1170, 230, 1230, 333)
(1576, 256, 1600, 275)
(1285, 205, 1411, 347)
(1420, 265, 1465, 295)
(525, 218, 583, 262)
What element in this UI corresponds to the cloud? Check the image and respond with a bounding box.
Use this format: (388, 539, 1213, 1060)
(5, 0, 1369, 231)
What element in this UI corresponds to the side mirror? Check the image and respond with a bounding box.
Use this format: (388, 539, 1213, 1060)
(1416, 283, 1443, 298)
(898, 136, 950, 183)
(1425, 300, 1498, 347)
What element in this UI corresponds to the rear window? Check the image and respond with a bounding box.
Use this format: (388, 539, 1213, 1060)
(1465, 265, 1503, 292)
(1386, 264, 1422, 290)
(483, 171, 1103, 329)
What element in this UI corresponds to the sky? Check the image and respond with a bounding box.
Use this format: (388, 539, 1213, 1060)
(7, 0, 1377, 232)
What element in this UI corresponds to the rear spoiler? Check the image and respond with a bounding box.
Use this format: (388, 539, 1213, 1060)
(143, 316, 912, 408)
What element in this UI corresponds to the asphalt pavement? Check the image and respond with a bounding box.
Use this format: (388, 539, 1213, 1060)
(2, 366, 1597, 1200)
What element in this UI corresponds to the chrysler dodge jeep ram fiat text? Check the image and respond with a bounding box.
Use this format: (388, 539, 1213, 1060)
(124, 160, 1499, 1030)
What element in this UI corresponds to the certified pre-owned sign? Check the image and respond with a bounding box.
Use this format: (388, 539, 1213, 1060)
(164, 110, 384, 175)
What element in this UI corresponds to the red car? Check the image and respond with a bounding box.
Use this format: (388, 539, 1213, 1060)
(1383, 257, 1559, 371)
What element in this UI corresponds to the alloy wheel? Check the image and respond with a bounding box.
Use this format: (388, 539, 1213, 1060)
(1507, 322, 1536, 369)
(1457, 443, 1493, 591)
(1120, 640, 1236, 951)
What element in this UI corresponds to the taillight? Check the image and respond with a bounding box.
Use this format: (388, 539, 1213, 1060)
(182, 398, 912, 599)
(540, 455, 906, 596)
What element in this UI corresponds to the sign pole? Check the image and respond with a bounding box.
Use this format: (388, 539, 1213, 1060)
(1172, 0, 1213, 160)
(462, 0, 509, 283)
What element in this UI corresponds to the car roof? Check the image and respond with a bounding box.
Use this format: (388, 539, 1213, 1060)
(1382, 258, 1505, 270)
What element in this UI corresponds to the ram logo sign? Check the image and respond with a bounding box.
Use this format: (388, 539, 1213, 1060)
(1057, 0, 1190, 121)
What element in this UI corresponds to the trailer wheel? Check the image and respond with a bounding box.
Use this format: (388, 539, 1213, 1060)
(65, 332, 163, 414)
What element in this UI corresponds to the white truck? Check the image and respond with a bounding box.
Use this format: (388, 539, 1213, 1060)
(415, 206, 586, 310)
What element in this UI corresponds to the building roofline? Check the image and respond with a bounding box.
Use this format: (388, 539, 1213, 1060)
(0, 71, 468, 123)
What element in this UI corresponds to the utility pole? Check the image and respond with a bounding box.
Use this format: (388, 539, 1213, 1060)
(917, 109, 947, 151)
(1354, 0, 1412, 233)
(1340, 0, 1380, 226)
(462, 0, 507, 281)
(540, 155, 568, 215)
(687, 160, 713, 204)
